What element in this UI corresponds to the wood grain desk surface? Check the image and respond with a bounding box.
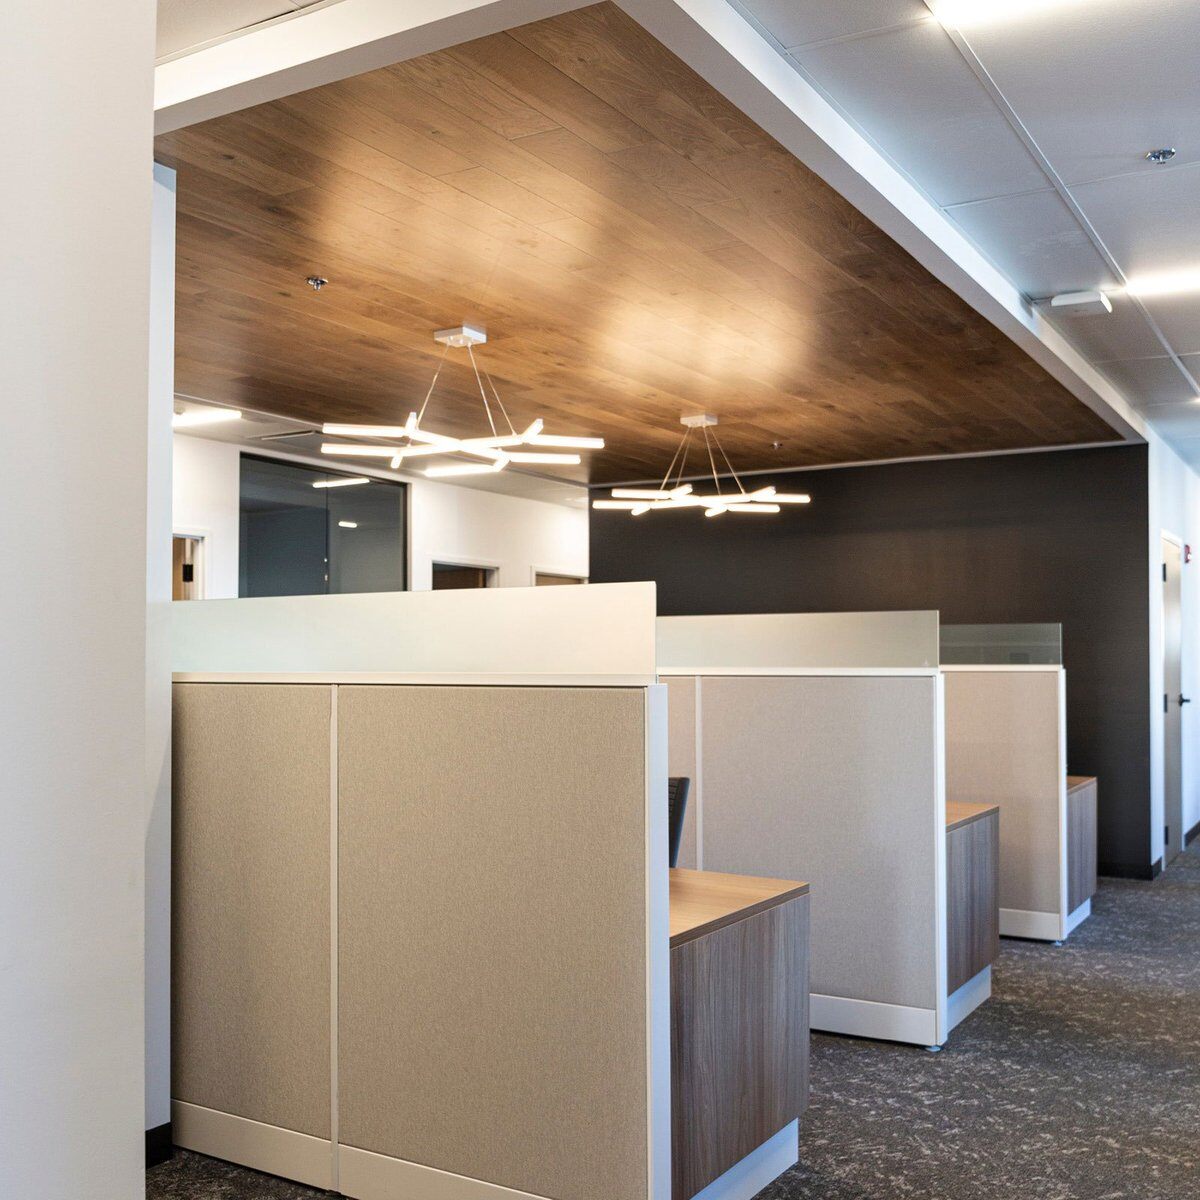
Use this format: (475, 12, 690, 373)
(946, 800, 1001, 831)
(669, 868, 809, 948)
(1067, 775, 1097, 792)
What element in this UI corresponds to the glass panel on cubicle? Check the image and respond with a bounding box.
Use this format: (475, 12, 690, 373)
(939, 623, 1063, 665)
(239, 455, 406, 597)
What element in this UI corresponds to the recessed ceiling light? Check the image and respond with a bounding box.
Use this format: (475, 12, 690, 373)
(172, 407, 242, 429)
(930, 0, 1092, 27)
(1146, 148, 1177, 165)
(306, 275, 329, 291)
(1124, 269, 1200, 299)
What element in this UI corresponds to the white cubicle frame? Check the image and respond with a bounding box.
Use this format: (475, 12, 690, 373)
(941, 664, 1082, 942)
(171, 584, 678, 1200)
(658, 612, 983, 1049)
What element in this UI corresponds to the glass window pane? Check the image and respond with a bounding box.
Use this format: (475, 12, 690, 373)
(239, 456, 406, 597)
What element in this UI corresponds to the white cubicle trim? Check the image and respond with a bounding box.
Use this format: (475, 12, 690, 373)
(173, 583, 657, 681)
(690, 1121, 799, 1200)
(658, 667, 941, 677)
(172, 1102, 333, 1191)
(173, 671, 656, 687)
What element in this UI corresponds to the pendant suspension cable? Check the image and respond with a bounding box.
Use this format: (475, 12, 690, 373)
(415, 345, 450, 429)
(658, 427, 689, 493)
(712, 430, 747, 495)
(674, 427, 693, 490)
(703, 427, 723, 496)
(466, 344, 498, 437)
(481, 365, 517, 437)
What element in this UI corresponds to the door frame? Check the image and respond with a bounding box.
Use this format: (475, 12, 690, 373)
(1160, 530, 1184, 867)
(173, 527, 210, 600)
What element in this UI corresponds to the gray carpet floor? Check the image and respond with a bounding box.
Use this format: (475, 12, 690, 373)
(148, 845, 1200, 1199)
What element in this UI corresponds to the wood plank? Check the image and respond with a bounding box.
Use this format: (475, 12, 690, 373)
(671, 893, 808, 1200)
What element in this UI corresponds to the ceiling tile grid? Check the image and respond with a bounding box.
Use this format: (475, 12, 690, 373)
(739, 0, 1200, 439)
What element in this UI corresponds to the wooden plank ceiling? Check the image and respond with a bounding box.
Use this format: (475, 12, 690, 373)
(157, 1, 1118, 485)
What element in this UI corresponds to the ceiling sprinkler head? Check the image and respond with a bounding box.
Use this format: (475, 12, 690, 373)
(1146, 148, 1176, 165)
(771, 440, 784, 450)
(306, 275, 329, 291)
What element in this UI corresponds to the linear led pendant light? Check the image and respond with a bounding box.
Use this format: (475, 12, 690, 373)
(593, 414, 811, 517)
(320, 326, 603, 478)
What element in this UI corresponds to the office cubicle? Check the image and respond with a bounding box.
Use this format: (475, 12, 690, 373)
(171, 585, 672, 1200)
(941, 624, 1093, 941)
(659, 611, 987, 1049)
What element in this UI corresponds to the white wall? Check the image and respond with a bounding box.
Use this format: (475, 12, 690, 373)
(1147, 434, 1200, 863)
(1, 1, 154, 1195)
(172, 434, 589, 596)
(173, 433, 242, 598)
(146, 165, 176, 1137)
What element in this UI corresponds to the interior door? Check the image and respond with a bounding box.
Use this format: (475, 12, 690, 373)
(1163, 537, 1184, 866)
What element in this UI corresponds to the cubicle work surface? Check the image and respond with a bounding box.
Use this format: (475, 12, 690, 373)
(660, 611, 992, 1049)
(943, 661, 1095, 942)
(170, 587, 805, 1200)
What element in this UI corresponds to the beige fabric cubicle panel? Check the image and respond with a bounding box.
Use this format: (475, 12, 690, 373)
(337, 686, 650, 1200)
(665, 675, 699, 870)
(171, 684, 331, 1140)
(943, 670, 1063, 919)
(698, 675, 941, 1012)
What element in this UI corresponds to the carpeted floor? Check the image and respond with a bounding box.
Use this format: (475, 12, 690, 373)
(148, 845, 1200, 1200)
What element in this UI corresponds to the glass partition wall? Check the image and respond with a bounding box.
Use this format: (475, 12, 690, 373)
(239, 455, 406, 597)
(939, 623, 1063, 665)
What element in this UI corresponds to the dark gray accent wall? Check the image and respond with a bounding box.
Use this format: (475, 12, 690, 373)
(590, 445, 1152, 877)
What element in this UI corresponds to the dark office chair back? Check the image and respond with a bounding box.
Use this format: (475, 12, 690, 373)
(667, 777, 690, 868)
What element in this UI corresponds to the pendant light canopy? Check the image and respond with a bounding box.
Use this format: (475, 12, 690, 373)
(320, 326, 603, 478)
(593, 414, 810, 517)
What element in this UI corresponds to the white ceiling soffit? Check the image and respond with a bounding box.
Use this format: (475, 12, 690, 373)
(735, 0, 1200, 462)
(156, 0, 340, 63)
(154, 0, 1159, 455)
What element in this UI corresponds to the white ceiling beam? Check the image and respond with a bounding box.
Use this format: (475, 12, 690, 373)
(154, 0, 585, 133)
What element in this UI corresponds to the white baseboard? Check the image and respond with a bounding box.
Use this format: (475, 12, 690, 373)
(1065, 898, 1092, 936)
(946, 966, 991, 1035)
(171, 1100, 332, 1190)
(689, 1120, 799, 1200)
(810, 993, 938, 1046)
(338, 1145, 552, 1200)
(1000, 907, 1064, 941)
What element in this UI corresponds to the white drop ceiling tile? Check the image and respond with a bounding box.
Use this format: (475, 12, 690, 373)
(1095, 356, 1198, 409)
(1140, 400, 1200, 445)
(157, 0, 295, 58)
(1044, 292, 1167, 364)
(1070, 165, 1200, 278)
(790, 20, 1049, 206)
(740, 0, 930, 49)
(958, 0, 1200, 183)
(1141, 297, 1200, 357)
(944, 189, 1115, 298)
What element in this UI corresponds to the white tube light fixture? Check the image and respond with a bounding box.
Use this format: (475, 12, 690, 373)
(312, 476, 370, 488)
(593, 416, 810, 519)
(930, 0, 1094, 27)
(1124, 269, 1200, 299)
(173, 407, 242, 428)
(337, 520, 358, 528)
(319, 330, 600, 479)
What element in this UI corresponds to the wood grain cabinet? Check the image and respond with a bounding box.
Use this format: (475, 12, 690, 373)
(1067, 776, 1098, 914)
(669, 869, 810, 1200)
(945, 803, 1000, 996)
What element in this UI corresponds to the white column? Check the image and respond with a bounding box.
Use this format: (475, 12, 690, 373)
(0, 2, 156, 1196)
(146, 163, 177, 1142)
